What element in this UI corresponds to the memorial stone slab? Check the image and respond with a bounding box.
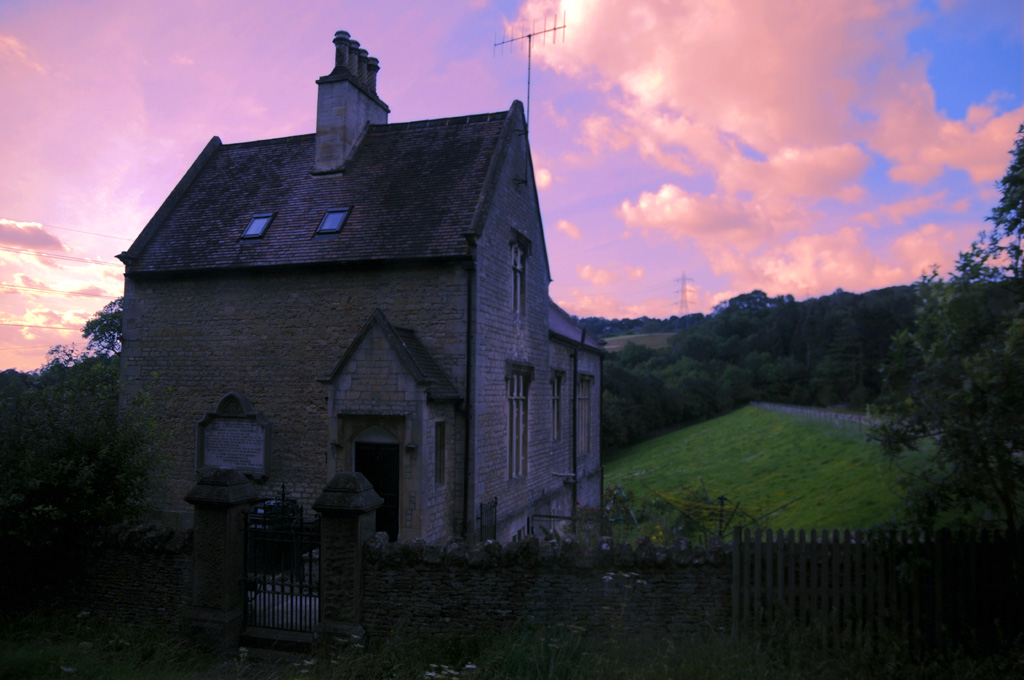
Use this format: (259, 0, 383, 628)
(196, 391, 270, 476)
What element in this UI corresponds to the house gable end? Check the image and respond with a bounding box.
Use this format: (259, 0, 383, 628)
(320, 309, 459, 402)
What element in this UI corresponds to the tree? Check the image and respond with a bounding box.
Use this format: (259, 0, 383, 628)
(987, 124, 1024, 292)
(82, 296, 123, 356)
(0, 305, 159, 604)
(873, 127, 1024, 534)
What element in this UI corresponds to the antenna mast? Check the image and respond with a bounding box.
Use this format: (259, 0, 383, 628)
(494, 12, 567, 128)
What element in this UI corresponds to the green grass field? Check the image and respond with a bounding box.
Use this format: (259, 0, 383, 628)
(603, 405, 919, 534)
(600, 333, 675, 352)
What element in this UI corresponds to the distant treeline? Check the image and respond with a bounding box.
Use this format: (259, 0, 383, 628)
(591, 286, 922, 449)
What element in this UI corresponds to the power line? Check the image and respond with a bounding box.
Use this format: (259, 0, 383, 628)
(0, 245, 121, 267)
(1, 217, 132, 241)
(0, 283, 116, 298)
(0, 322, 79, 331)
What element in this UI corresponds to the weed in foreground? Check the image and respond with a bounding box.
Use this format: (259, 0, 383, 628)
(2, 612, 1022, 680)
(0, 610, 212, 680)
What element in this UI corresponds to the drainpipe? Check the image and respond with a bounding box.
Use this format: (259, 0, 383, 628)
(571, 331, 584, 517)
(599, 347, 604, 507)
(461, 238, 477, 539)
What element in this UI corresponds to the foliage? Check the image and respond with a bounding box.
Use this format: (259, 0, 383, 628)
(577, 313, 702, 338)
(987, 124, 1024, 291)
(0, 320, 160, 603)
(0, 367, 30, 399)
(872, 126, 1024, 534)
(81, 296, 123, 356)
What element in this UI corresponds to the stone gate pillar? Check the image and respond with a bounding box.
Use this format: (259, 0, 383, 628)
(313, 472, 383, 641)
(183, 468, 258, 651)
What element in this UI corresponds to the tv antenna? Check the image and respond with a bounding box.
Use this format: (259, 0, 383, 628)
(494, 12, 567, 128)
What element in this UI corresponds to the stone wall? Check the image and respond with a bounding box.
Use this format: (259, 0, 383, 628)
(122, 263, 470, 531)
(67, 523, 730, 642)
(71, 522, 192, 628)
(360, 536, 732, 641)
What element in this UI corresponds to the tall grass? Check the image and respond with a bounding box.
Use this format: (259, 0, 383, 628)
(0, 611, 212, 680)
(3, 611, 1018, 679)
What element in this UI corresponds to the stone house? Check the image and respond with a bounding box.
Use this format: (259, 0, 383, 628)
(118, 31, 603, 543)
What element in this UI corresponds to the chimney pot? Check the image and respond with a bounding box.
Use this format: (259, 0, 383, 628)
(346, 40, 361, 75)
(332, 30, 351, 75)
(366, 57, 380, 93)
(357, 48, 368, 83)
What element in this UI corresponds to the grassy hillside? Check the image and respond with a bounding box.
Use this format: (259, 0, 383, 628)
(601, 333, 675, 352)
(603, 405, 920, 534)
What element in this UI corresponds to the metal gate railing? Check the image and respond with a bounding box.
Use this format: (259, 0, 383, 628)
(527, 513, 574, 538)
(243, 489, 320, 633)
(479, 496, 497, 542)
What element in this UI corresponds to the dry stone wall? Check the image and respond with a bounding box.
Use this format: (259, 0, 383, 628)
(360, 535, 732, 640)
(68, 525, 731, 642)
(71, 522, 192, 628)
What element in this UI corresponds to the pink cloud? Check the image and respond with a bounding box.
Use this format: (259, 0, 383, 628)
(526, 0, 914, 157)
(578, 115, 633, 155)
(556, 219, 582, 239)
(527, 1, 1017, 198)
(728, 144, 871, 199)
(13, 273, 47, 289)
(699, 222, 971, 302)
(576, 264, 615, 286)
(618, 184, 810, 250)
(869, 76, 1024, 184)
(575, 262, 645, 287)
(0, 219, 65, 250)
(855, 191, 948, 226)
(0, 35, 46, 75)
(556, 290, 678, 320)
(890, 222, 963, 278)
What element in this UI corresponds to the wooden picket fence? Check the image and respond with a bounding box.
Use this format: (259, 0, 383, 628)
(732, 527, 1023, 651)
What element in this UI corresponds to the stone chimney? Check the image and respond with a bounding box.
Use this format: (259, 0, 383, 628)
(314, 31, 390, 174)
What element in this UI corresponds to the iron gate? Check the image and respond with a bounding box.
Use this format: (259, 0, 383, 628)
(479, 496, 497, 541)
(243, 489, 320, 633)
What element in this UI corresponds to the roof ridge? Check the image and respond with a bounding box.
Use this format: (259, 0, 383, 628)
(221, 133, 315, 150)
(216, 111, 509, 148)
(374, 110, 509, 132)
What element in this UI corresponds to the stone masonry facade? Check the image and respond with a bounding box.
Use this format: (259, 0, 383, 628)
(123, 263, 470, 533)
(120, 32, 604, 544)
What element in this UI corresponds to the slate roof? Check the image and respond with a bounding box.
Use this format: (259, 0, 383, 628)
(121, 108, 514, 274)
(549, 301, 604, 353)
(391, 327, 460, 401)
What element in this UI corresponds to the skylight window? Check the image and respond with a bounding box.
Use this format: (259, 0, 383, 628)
(241, 213, 275, 239)
(316, 207, 351, 234)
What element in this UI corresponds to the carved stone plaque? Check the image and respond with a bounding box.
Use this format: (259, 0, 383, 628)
(196, 391, 270, 476)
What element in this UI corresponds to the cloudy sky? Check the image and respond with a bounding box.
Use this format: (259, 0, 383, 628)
(1, 0, 1021, 371)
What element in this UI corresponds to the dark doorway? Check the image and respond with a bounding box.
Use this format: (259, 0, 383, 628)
(354, 442, 400, 541)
